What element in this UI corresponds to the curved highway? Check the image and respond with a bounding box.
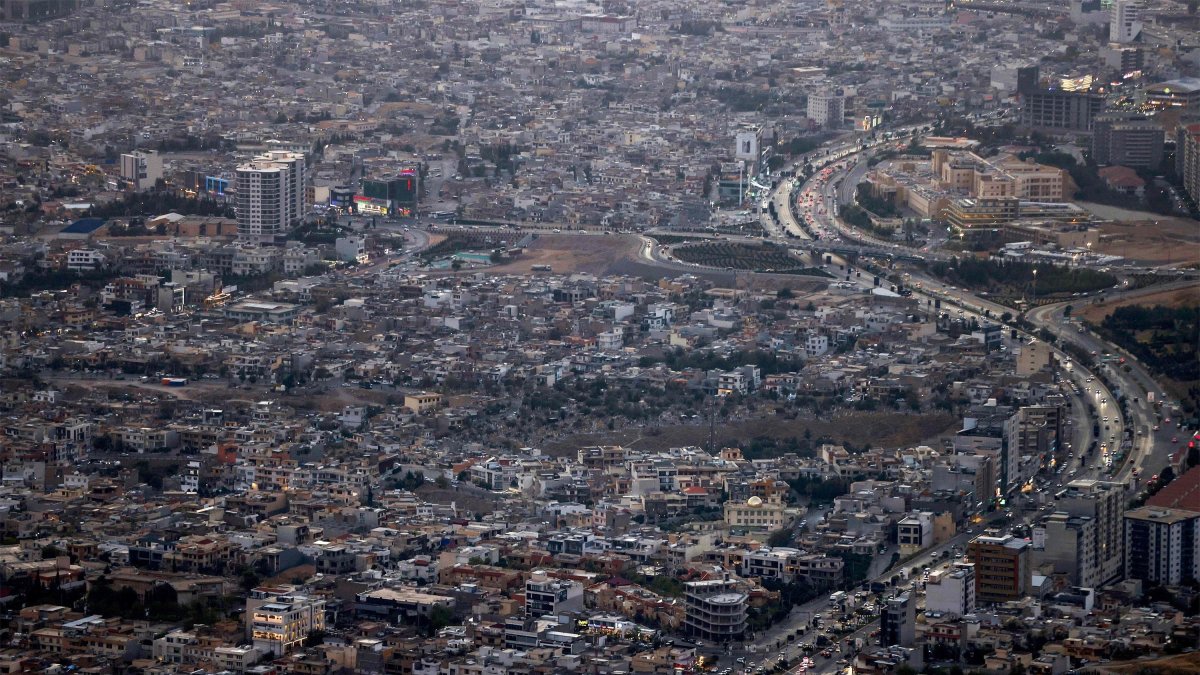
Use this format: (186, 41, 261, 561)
(1029, 283, 1195, 486)
(741, 117, 1192, 675)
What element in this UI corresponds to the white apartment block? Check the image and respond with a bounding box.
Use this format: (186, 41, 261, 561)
(231, 246, 282, 276)
(1124, 506, 1200, 586)
(247, 590, 326, 657)
(236, 151, 308, 241)
(282, 246, 320, 275)
(806, 333, 830, 358)
(524, 571, 584, 618)
(66, 248, 107, 271)
(1060, 479, 1126, 585)
(153, 630, 261, 673)
(1109, 0, 1142, 43)
(925, 562, 976, 617)
(596, 328, 624, 351)
(807, 93, 844, 129)
(897, 512, 933, 555)
(1040, 511, 1099, 587)
(120, 150, 163, 191)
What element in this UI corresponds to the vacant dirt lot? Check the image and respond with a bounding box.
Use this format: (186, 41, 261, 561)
(48, 375, 404, 414)
(1078, 284, 1200, 324)
(1094, 651, 1200, 675)
(483, 233, 833, 294)
(49, 376, 231, 403)
(488, 233, 642, 275)
(541, 411, 957, 457)
(415, 484, 503, 514)
(264, 564, 316, 586)
(1094, 218, 1200, 265)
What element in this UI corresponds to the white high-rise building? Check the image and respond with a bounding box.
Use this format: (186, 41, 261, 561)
(807, 93, 845, 129)
(261, 150, 307, 225)
(236, 163, 288, 241)
(1109, 0, 1142, 43)
(236, 151, 307, 241)
(120, 150, 162, 191)
(683, 578, 747, 643)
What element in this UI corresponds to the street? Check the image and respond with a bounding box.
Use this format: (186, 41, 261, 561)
(723, 124, 1195, 675)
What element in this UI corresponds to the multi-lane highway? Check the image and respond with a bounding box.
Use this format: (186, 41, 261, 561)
(710, 122, 1192, 674)
(767, 128, 1189, 490)
(1029, 286, 1194, 485)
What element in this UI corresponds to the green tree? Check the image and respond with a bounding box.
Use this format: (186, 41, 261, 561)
(41, 545, 68, 560)
(767, 528, 793, 547)
(239, 566, 261, 592)
(428, 605, 454, 634)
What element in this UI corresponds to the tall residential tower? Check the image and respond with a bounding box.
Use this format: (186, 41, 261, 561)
(1109, 1, 1142, 44)
(236, 151, 308, 242)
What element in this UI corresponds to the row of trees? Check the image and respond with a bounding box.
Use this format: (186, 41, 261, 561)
(751, 577, 821, 631)
(648, 347, 807, 376)
(9, 569, 232, 626)
(928, 257, 1117, 297)
(86, 190, 233, 219)
(429, 111, 460, 136)
(1097, 304, 1200, 416)
(0, 267, 119, 297)
(854, 182, 898, 217)
(841, 202, 902, 240)
(741, 433, 831, 461)
(672, 20, 723, 36)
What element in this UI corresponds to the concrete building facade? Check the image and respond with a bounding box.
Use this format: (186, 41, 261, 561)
(1060, 479, 1126, 585)
(968, 534, 1031, 604)
(1109, 0, 1142, 43)
(1123, 507, 1200, 586)
(925, 562, 976, 618)
(120, 150, 163, 191)
(880, 592, 915, 647)
(683, 579, 747, 643)
(1092, 114, 1163, 169)
(236, 151, 308, 242)
(807, 93, 844, 129)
